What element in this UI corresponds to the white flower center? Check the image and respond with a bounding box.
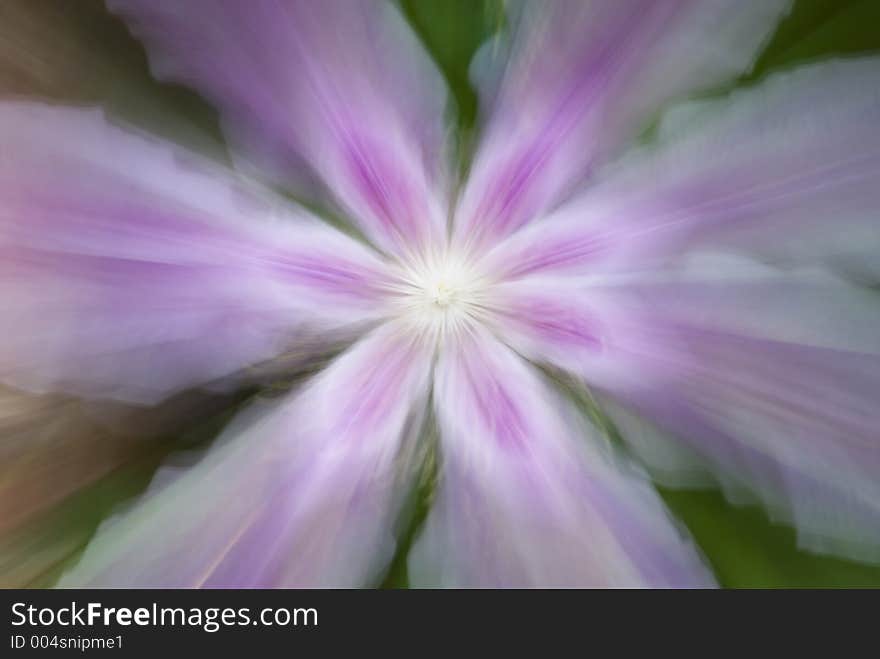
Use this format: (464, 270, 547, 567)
(390, 248, 488, 339)
(429, 279, 455, 308)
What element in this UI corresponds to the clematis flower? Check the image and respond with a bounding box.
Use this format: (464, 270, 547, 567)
(1, 0, 879, 587)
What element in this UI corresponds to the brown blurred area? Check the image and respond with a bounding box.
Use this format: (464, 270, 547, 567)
(0, 0, 225, 155)
(0, 384, 261, 587)
(0, 0, 118, 99)
(0, 386, 156, 586)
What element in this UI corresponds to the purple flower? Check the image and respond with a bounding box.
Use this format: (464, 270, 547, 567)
(2, 0, 879, 587)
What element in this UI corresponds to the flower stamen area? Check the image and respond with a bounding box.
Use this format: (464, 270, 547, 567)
(389, 249, 488, 340)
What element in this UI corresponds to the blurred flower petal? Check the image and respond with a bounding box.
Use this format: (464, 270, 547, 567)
(487, 261, 880, 563)
(409, 328, 711, 587)
(59, 323, 432, 587)
(612, 332, 880, 563)
(455, 0, 789, 250)
(0, 102, 394, 404)
(110, 0, 450, 257)
(477, 57, 880, 563)
(485, 58, 880, 281)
